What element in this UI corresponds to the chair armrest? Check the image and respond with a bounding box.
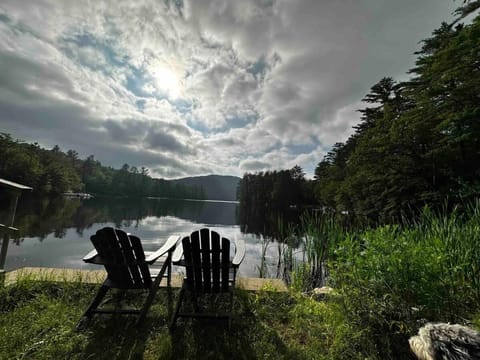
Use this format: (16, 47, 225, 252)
(83, 249, 98, 262)
(82, 250, 109, 265)
(172, 242, 184, 264)
(145, 235, 180, 264)
(232, 238, 246, 267)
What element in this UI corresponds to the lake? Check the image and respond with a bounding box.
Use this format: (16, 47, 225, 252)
(1, 195, 286, 278)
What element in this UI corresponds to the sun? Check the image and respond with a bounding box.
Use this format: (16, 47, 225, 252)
(150, 65, 183, 99)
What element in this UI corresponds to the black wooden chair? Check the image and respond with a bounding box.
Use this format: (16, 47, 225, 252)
(170, 228, 246, 330)
(78, 227, 179, 326)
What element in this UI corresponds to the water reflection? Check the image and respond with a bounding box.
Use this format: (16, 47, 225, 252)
(3, 195, 286, 278)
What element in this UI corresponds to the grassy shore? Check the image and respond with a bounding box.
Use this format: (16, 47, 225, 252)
(0, 277, 362, 360)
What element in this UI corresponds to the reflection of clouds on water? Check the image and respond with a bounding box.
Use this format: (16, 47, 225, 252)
(128, 217, 276, 277)
(6, 199, 292, 277)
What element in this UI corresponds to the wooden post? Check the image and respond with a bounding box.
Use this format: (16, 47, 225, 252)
(0, 235, 7, 284)
(0, 192, 20, 283)
(0, 230, 18, 269)
(8, 192, 19, 227)
(0, 179, 32, 285)
(0, 232, 11, 282)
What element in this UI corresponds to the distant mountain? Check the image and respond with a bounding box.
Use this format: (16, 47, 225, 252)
(171, 175, 240, 201)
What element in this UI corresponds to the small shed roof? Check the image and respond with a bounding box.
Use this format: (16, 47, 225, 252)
(0, 178, 33, 191)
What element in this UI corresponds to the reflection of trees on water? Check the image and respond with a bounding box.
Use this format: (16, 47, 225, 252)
(2, 195, 81, 242)
(238, 206, 302, 239)
(3, 190, 308, 245)
(236, 167, 315, 239)
(239, 203, 328, 284)
(5, 195, 238, 241)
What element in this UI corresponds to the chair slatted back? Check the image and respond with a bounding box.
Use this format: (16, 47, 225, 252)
(182, 228, 232, 293)
(90, 227, 152, 289)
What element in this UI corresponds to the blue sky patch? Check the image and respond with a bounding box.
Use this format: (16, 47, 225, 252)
(135, 99, 146, 111)
(125, 66, 153, 98)
(247, 57, 268, 79)
(288, 138, 320, 154)
(173, 99, 193, 114)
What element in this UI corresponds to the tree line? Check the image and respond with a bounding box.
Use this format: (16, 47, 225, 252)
(0, 133, 205, 199)
(239, 8, 480, 224)
(237, 165, 316, 234)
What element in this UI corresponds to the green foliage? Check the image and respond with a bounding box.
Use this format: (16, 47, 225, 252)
(268, 201, 480, 358)
(0, 134, 82, 194)
(286, 294, 377, 359)
(329, 205, 480, 358)
(314, 14, 480, 222)
(452, 0, 480, 25)
(0, 133, 204, 199)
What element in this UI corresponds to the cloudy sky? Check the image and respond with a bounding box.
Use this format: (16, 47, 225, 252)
(0, 0, 457, 179)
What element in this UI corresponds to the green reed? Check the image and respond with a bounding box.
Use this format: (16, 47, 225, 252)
(262, 212, 344, 289)
(329, 202, 480, 358)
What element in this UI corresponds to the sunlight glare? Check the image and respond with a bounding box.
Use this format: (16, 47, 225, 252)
(150, 65, 182, 99)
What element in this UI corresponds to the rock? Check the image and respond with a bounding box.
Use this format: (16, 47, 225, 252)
(312, 286, 334, 295)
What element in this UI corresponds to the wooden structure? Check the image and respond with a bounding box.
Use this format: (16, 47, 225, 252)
(0, 178, 33, 278)
(5, 267, 288, 291)
(79, 227, 179, 326)
(63, 192, 93, 199)
(170, 228, 246, 329)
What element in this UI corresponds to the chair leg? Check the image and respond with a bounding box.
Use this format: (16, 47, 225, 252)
(76, 284, 109, 330)
(169, 287, 185, 331)
(137, 260, 169, 326)
(137, 287, 159, 326)
(137, 252, 175, 326)
(84, 284, 109, 319)
(191, 291, 201, 313)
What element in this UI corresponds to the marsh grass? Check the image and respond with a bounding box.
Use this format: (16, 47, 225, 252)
(265, 212, 344, 290)
(256, 235, 271, 278)
(299, 213, 343, 288)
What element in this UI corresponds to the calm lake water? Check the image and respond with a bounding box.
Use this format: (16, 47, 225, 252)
(2, 195, 284, 278)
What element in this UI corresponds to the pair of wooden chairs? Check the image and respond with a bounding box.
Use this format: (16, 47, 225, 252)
(79, 227, 245, 328)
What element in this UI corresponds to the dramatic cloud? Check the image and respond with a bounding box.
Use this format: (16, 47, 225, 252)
(0, 0, 456, 178)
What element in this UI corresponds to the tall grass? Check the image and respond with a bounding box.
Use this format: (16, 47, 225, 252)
(256, 235, 271, 278)
(262, 212, 343, 290)
(256, 215, 300, 280)
(299, 212, 343, 287)
(263, 202, 480, 357)
(329, 204, 480, 358)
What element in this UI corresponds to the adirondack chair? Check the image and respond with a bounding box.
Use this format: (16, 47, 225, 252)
(78, 227, 179, 326)
(170, 228, 246, 329)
